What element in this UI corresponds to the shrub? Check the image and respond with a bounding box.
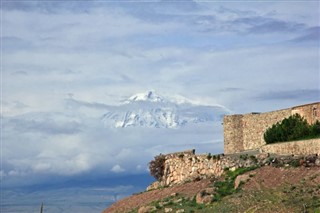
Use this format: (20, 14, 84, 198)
(207, 153, 212, 160)
(290, 159, 300, 167)
(149, 154, 166, 181)
(264, 114, 319, 144)
(155, 203, 162, 209)
(310, 120, 320, 137)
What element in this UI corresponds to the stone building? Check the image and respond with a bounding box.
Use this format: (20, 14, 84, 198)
(224, 102, 320, 154)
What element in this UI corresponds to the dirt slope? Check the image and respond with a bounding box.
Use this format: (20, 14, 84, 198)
(103, 179, 211, 213)
(102, 166, 320, 213)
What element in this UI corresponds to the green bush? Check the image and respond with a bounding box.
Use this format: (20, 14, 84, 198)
(264, 114, 320, 144)
(310, 120, 320, 137)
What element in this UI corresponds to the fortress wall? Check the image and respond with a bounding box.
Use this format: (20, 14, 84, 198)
(292, 102, 320, 124)
(242, 109, 291, 151)
(224, 102, 320, 154)
(260, 139, 320, 155)
(224, 115, 244, 154)
(224, 109, 291, 154)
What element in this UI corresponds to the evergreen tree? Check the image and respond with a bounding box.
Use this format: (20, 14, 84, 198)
(264, 114, 319, 144)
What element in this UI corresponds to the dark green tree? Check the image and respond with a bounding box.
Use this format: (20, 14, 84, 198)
(310, 120, 320, 136)
(264, 114, 318, 144)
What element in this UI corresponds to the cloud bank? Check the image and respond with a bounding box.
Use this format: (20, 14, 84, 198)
(2, 0, 319, 193)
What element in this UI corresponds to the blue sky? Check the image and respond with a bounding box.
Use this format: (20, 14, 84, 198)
(1, 0, 319, 211)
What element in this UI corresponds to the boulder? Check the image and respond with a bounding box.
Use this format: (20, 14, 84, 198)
(234, 172, 254, 189)
(146, 181, 161, 191)
(164, 207, 173, 212)
(196, 188, 214, 204)
(257, 153, 269, 160)
(138, 205, 156, 213)
(196, 194, 212, 204)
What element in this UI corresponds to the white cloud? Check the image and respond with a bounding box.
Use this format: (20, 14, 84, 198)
(111, 165, 125, 173)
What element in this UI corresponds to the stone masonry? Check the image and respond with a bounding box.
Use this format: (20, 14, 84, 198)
(224, 102, 320, 154)
(260, 138, 320, 155)
(148, 150, 258, 189)
(147, 149, 320, 190)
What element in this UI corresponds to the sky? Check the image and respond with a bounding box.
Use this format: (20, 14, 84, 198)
(1, 0, 320, 212)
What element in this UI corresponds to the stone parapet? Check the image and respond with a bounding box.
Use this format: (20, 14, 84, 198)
(260, 139, 320, 155)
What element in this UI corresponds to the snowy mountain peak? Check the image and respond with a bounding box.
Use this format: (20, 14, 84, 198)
(102, 91, 229, 129)
(127, 90, 164, 103)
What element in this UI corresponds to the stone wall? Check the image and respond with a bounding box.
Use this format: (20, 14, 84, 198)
(223, 115, 244, 154)
(159, 151, 256, 187)
(224, 102, 320, 154)
(292, 102, 320, 124)
(241, 109, 291, 151)
(260, 139, 320, 155)
(147, 149, 320, 190)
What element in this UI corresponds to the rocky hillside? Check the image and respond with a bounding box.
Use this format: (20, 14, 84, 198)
(102, 164, 320, 213)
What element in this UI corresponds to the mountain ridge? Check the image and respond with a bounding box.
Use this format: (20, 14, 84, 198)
(102, 90, 229, 129)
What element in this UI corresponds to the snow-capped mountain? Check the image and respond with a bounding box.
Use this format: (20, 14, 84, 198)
(126, 91, 165, 103)
(102, 91, 229, 128)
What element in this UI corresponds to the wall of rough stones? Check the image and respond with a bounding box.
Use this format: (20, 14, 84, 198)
(147, 148, 320, 190)
(241, 109, 291, 151)
(292, 102, 320, 124)
(260, 139, 320, 155)
(224, 102, 320, 154)
(223, 115, 244, 154)
(158, 150, 256, 187)
(224, 109, 291, 154)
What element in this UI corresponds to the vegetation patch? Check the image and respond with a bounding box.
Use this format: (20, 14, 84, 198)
(141, 195, 206, 213)
(264, 114, 320, 144)
(212, 166, 258, 201)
